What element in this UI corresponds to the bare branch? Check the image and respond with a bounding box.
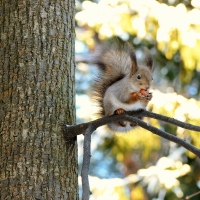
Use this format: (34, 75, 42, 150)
(81, 125, 95, 200)
(63, 110, 200, 138)
(63, 110, 144, 137)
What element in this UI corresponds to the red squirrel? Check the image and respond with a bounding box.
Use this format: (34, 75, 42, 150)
(92, 39, 153, 132)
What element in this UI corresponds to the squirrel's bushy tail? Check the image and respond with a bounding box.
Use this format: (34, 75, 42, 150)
(92, 38, 136, 77)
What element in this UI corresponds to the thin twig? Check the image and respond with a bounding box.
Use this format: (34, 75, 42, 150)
(139, 110, 200, 132)
(123, 115, 200, 158)
(81, 125, 95, 200)
(184, 190, 200, 199)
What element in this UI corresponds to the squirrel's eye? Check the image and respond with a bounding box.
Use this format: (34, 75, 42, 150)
(137, 75, 141, 79)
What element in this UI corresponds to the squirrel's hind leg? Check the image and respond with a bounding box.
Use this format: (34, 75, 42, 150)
(114, 108, 127, 127)
(114, 108, 142, 129)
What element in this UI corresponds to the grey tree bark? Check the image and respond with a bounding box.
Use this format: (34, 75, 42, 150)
(0, 0, 78, 199)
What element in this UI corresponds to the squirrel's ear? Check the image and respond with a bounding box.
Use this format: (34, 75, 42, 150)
(130, 51, 138, 76)
(144, 47, 153, 71)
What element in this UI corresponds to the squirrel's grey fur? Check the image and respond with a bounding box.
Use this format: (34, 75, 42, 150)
(92, 39, 153, 133)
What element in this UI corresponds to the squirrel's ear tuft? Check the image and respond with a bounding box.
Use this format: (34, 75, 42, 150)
(130, 51, 138, 76)
(144, 47, 153, 71)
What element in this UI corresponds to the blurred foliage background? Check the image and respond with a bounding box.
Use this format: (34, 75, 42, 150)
(75, 0, 200, 199)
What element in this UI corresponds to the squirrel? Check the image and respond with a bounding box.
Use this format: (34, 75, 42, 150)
(91, 39, 153, 133)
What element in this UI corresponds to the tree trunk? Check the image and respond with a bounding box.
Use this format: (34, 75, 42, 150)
(0, 0, 78, 199)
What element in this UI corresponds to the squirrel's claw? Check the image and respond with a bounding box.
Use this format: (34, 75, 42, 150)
(146, 92, 153, 101)
(114, 108, 125, 115)
(117, 121, 127, 127)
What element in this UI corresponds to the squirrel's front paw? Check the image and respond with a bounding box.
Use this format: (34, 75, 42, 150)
(138, 92, 152, 101)
(138, 93, 147, 100)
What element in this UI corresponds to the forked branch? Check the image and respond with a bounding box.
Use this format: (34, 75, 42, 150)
(63, 110, 200, 200)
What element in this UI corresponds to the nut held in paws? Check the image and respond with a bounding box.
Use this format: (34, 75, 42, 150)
(140, 89, 149, 95)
